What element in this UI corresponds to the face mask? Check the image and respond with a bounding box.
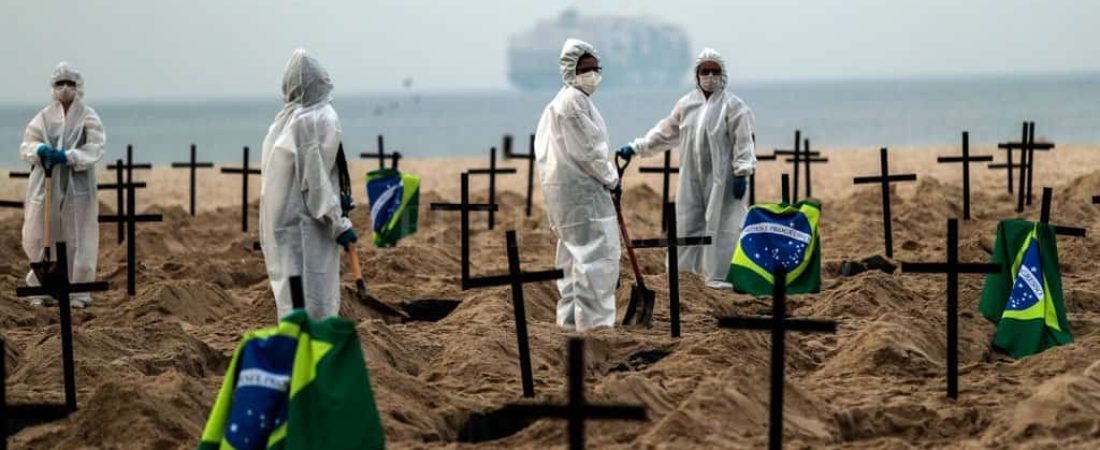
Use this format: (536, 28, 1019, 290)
(699, 74, 721, 93)
(54, 85, 76, 103)
(575, 72, 601, 95)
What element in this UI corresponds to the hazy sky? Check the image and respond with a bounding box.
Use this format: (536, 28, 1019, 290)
(2, 0, 1098, 103)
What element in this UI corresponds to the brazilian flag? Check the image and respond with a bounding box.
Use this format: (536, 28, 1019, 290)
(198, 310, 385, 450)
(366, 168, 420, 248)
(727, 200, 821, 295)
(979, 220, 1072, 358)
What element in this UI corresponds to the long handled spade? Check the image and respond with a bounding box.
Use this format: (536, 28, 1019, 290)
(335, 145, 408, 319)
(31, 161, 65, 300)
(615, 154, 656, 327)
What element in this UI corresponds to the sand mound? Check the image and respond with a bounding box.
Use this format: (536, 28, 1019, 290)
(3, 149, 1100, 448)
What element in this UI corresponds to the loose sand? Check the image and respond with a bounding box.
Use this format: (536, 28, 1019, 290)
(2, 144, 1100, 449)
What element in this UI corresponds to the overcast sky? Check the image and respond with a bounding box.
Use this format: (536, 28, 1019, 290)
(2, 0, 1098, 104)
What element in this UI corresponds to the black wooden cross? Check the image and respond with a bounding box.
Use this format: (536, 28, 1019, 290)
(98, 166, 163, 297)
(716, 267, 836, 450)
(853, 147, 917, 258)
(638, 150, 679, 232)
(780, 173, 791, 204)
(170, 143, 214, 217)
(752, 140, 778, 206)
(359, 134, 401, 170)
(502, 134, 536, 218)
(429, 172, 499, 290)
(992, 121, 1028, 195)
(1023, 122, 1054, 209)
(432, 174, 560, 397)
(468, 146, 517, 230)
(630, 203, 711, 337)
(11, 242, 109, 426)
(1, 171, 24, 208)
(100, 146, 152, 243)
(937, 132, 993, 220)
(901, 219, 1000, 399)
(1038, 187, 1088, 238)
(502, 338, 647, 450)
(96, 158, 149, 244)
(220, 146, 261, 232)
(773, 131, 822, 203)
(782, 138, 828, 199)
(105, 144, 153, 173)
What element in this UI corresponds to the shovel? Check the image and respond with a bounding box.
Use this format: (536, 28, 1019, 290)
(615, 154, 656, 327)
(31, 162, 65, 300)
(335, 144, 408, 320)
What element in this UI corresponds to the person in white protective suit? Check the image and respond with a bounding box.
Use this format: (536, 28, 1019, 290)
(259, 49, 357, 321)
(534, 39, 621, 330)
(618, 48, 757, 289)
(19, 62, 106, 308)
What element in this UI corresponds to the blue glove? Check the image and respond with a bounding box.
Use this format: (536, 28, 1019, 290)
(617, 145, 635, 160)
(732, 176, 747, 200)
(340, 194, 355, 212)
(35, 144, 52, 166)
(50, 149, 68, 166)
(336, 228, 358, 249)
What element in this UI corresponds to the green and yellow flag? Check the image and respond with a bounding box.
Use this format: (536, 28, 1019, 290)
(979, 219, 1072, 358)
(366, 168, 420, 248)
(727, 200, 821, 295)
(198, 310, 385, 450)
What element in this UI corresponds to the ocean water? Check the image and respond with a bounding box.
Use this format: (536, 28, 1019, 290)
(1, 73, 1098, 168)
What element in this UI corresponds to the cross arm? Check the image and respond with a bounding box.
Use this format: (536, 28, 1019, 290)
(468, 168, 519, 175)
(170, 162, 215, 168)
(852, 174, 918, 184)
(464, 269, 564, 290)
(220, 167, 261, 174)
(631, 236, 712, 248)
(429, 203, 498, 212)
(937, 155, 994, 163)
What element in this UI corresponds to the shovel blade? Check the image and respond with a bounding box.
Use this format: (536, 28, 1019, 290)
(621, 284, 656, 327)
(354, 280, 409, 319)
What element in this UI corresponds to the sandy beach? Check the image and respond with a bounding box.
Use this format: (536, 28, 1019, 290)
(2, 144, 1100, 449)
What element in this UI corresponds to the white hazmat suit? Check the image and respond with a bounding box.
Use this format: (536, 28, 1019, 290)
(534, 39, 621, 330)
(259, 49, 351, 321)
(19, 62, 106, 307)
(628, 48, 756, 289)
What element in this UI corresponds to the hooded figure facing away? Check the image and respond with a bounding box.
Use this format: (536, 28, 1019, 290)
(534, 39, 621, 331)
(260, 49, 356, 321)
(619, 48, 757, 289)
(19, 62, 106, 308)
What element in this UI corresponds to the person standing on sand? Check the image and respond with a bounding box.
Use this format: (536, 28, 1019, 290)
(534, 38, 621, 331)
(259, 49, 356, 321)
(618, 48, 757, 289)
(18, 62, 106, 308)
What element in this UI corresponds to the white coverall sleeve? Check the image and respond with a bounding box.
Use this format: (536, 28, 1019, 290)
(728, 107, 756, 177)
(298, 117, 352, 239)
(629, 103, 682, 157)
(65, 110, 106, 171)
(19, 112, 47, 166)
(562, 109, 619, 189)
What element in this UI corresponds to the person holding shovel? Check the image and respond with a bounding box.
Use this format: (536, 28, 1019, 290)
(259, 49, 356, 321)
(618, 48, 757, 289)
(534, 39, 621, 331)
(18, 62, 106, 308)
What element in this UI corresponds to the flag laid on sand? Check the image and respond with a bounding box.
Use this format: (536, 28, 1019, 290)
(727, 200, 821, 295)
(366, 168, 420, 248)
(198, 310, 385, 450)
(979, 220, 1072, 358)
